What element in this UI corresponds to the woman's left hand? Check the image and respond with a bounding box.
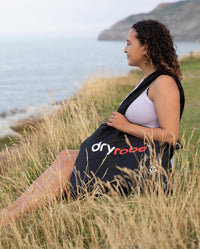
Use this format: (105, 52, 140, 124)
(107, 111, 130, 132)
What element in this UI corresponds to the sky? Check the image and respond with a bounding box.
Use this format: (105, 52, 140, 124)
(0, 0, 179, 38)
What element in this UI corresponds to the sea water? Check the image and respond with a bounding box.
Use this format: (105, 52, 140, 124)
(0, 37, 199, 138)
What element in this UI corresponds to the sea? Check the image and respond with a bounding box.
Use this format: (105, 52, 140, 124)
(0, 37, 199, 138)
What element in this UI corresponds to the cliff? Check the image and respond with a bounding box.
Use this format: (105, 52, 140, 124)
(98, 0, 200, 41)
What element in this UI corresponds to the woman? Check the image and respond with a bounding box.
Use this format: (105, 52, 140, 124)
(0, 20, 184, 226)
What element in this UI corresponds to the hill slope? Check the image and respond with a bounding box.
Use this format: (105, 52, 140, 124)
(98, 0, 200, 41)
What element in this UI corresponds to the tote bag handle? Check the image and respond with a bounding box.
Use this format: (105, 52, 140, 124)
(117, 71, 185, 119)
(118, 71, 162, 115)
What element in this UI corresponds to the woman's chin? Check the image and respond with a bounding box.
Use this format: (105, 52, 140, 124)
(127, 60, 132, 66)
(128, 61, 134, 66)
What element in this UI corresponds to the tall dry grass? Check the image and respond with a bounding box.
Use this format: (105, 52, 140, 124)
(0, 69, 199, 248)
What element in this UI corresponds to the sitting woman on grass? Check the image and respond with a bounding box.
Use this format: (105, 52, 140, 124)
(0, 19, 185, 227)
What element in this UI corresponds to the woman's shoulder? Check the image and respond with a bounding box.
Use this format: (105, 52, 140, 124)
(152, 74, 179, 91)
(148, 74, 180, 101)
(155, 74, 177, 85)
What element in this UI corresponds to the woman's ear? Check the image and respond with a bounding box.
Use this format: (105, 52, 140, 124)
(143, 44, 153, 65)
(142, 44, 148, 56)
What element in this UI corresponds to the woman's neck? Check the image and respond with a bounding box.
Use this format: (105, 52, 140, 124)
(140, 64, 157, 78)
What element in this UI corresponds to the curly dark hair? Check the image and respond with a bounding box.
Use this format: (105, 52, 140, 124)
(132, 20, 182, 81)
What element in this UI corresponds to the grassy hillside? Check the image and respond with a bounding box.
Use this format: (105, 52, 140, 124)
(0, 54, 199, 248)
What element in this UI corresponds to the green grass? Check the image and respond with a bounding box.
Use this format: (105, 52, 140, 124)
(179, 55, 200, 146)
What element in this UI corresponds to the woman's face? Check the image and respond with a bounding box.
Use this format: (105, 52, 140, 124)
(124, 29, 147, 68)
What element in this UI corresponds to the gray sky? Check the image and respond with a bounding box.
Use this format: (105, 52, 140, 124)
(0, 0, 178, 38)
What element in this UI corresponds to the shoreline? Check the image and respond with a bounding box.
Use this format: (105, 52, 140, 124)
(0, 102, 61, 139)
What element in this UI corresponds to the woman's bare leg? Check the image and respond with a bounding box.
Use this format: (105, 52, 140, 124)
(0, 149, 79, 226)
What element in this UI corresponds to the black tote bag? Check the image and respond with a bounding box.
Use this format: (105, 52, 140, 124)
(70, 71, 185, 195)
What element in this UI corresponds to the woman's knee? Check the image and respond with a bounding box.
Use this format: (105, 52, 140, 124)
(57, 149, 79, 165)
(57, 150, 69, 162)
(53, 150, 79, 178)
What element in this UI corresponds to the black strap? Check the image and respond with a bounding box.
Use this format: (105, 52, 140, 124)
(174, 77, 185, 119)
(117, 71, 185, 119)
(118, 71, 162, 115)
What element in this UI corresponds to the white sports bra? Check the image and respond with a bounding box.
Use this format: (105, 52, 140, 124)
(124, 79, 160, 128)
